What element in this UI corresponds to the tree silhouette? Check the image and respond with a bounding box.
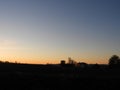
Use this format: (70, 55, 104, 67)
(108, 55, 120, 68)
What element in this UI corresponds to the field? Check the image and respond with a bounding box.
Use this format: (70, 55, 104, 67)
(0, 63, 119, 90)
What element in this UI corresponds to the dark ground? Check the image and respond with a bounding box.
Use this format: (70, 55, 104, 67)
(0, 63, 120, 90)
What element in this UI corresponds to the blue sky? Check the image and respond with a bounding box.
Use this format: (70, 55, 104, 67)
(0, 0, 120, 64)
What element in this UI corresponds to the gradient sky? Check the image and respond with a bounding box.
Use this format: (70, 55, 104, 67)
(0, 0, 120, 64)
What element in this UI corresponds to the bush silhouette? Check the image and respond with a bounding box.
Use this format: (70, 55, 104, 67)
(108, 55, 120, 68)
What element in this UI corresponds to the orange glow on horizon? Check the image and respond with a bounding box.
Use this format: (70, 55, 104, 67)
(0, 56, 108, 65)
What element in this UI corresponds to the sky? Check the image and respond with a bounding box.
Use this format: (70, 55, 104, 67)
(0, 0, 120, 64)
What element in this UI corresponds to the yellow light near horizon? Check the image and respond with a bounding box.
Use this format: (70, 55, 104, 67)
(0, 39, 109, 64)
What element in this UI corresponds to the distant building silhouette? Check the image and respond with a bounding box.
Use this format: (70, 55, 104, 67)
(68, 57, 77, 65)
(60, 60, 66, 65)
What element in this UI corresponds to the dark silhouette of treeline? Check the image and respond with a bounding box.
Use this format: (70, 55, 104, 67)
(0, 55, 120, 90)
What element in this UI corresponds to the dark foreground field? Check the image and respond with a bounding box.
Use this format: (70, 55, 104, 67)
(0, 63, 120, 90)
